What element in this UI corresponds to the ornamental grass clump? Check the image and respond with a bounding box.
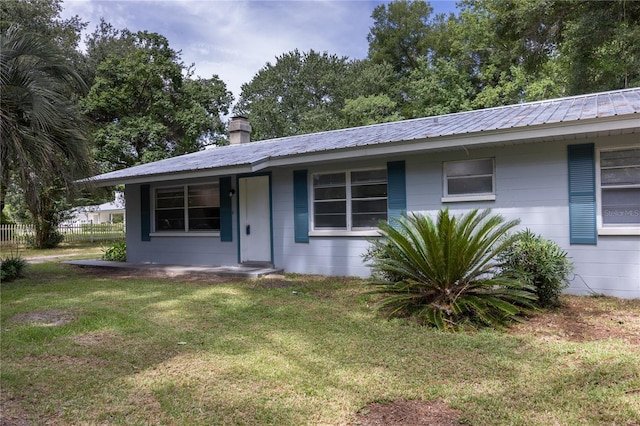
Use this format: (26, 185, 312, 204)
(498, 229, 573, 308)
(1, 253, 27, 282)
(367, 209, 537, 331)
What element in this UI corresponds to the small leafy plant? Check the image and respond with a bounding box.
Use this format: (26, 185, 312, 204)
(499, 229, 573, 308)
(103, 241, 126, 262)
(367, 209, 537, 331)
(1, 252, 27, 282)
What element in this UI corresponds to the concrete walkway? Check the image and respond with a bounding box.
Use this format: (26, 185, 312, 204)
(64, 259, 284, 279)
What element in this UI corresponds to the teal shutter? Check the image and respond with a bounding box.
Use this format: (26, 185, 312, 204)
(568, 143, 597, 244)
(293, 170, 309, 243)
(387, 161, 407, 221)
(140, 184, 151, 241)
(219, 177, 233, 242)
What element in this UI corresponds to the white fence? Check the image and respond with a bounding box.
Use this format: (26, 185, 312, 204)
(0, 222, 125, 246)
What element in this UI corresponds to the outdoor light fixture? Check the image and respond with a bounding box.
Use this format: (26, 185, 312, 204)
(228, 188, 236, 198)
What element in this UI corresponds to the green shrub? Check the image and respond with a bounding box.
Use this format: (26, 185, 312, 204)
(26, 229, 64, 249)
(367, 209, 537, 331)
(1, 254, 27, 282)
(103, 241, 126, 262)
(363, 238, 405, 284)
(498, 229, 573, 308)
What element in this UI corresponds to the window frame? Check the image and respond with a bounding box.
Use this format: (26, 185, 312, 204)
(150, 182, 221, 237)
(596, 146, 640, 236)
(441, 157, 496, 202)
(309, 168, 388, 236)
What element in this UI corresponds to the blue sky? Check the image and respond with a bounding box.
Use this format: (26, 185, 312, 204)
(61, 0, 458, 101)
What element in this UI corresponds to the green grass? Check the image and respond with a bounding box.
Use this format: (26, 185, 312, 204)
(1, 241, 105, 260)
(1, 263, 639, 425)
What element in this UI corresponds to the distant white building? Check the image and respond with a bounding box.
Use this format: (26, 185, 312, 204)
(66, 192, 125, 224)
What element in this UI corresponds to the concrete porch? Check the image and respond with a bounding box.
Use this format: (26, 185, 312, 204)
(64, 260, 284, 278)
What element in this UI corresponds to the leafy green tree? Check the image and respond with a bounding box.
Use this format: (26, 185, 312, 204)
(558, 0, 640, 94)
(0, 26, 94, 247)
(367, 0, 434, 78)
(1, 0, 86, 69)
(342, 95, 401, 127)
(235, 49, 351, 139)
(82, 30, 232, 171)
(404, 57, 474, 118)
(80, 19, 136, 87)
(367, 209, 536, 330)
(454, 0, 639, 103)
(235, 50, 397, 139)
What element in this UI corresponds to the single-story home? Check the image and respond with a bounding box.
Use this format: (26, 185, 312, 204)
(84, 88, 640, 298)
(65, 192, 125, 225)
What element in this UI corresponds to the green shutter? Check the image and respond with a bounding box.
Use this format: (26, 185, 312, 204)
(293, 170, 309, 243)
(568, 144, 597, 244)
(219, 177, 233, 242)
(387, 161, 406, 221)
(140, 184, 151, 241)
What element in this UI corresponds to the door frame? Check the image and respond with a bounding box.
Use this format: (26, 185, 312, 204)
(236, 172, 273, 265)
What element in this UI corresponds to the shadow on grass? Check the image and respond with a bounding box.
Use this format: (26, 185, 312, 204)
(2, 263, 639, 425)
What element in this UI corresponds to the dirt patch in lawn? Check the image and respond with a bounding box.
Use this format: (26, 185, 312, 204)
(509, 295, 640, 344)
(0, 396, 35, 426)
(8, 309, 79, 327)
(353, 400, 463, 426)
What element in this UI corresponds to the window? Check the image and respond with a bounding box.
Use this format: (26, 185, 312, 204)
(599, 147, 640, 229)
(154, 183, 220, 232)
(443, 158, 495, 201)
(313, 169, 387, 231)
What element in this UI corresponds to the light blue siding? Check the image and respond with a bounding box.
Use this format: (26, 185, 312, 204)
(124, 134, 639, 298)
(125, 181, 238, 267)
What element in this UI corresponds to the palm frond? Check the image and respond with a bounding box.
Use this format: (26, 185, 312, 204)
(368, 209, 535, 331)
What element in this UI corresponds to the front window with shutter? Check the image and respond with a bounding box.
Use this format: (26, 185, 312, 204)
(154, 183, 220, 232)
(599, 148, 640, 228)
(312, 169, 387, 231)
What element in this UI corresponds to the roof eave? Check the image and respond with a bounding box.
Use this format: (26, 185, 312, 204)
(81, 164, 256, 187)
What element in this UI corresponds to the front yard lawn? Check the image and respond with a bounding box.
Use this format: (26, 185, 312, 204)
(1, 263, 639, 425)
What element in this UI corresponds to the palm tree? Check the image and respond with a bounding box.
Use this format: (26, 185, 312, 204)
(1, 25, 94, 247)
(368, 209, 537, 330)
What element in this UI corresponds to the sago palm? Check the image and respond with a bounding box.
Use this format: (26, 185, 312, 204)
(368, 209, 536, 330)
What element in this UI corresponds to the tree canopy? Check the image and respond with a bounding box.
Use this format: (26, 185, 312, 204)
(1, 0, 232, 246)
(367, 0, 434, 78)
(234, 49, 398, 140)
(82, 30, 232, 172)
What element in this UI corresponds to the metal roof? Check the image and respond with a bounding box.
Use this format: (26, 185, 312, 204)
(86, 88, 640, 185)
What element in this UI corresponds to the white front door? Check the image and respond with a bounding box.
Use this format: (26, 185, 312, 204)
(239, 175, 272, 264)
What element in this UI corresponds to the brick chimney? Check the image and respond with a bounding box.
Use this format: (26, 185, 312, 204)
(229, 116, 251, 145)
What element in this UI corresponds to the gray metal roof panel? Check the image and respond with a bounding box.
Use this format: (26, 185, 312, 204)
(86, 88, 640, 184)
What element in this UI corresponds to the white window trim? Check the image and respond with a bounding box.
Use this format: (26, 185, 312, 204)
(595, 147, 640, 236)
(152, 183, 221, 235)
(441, 158, 496, 203)
(442, 194, 496, 203)
(309, 168, 388, 234)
